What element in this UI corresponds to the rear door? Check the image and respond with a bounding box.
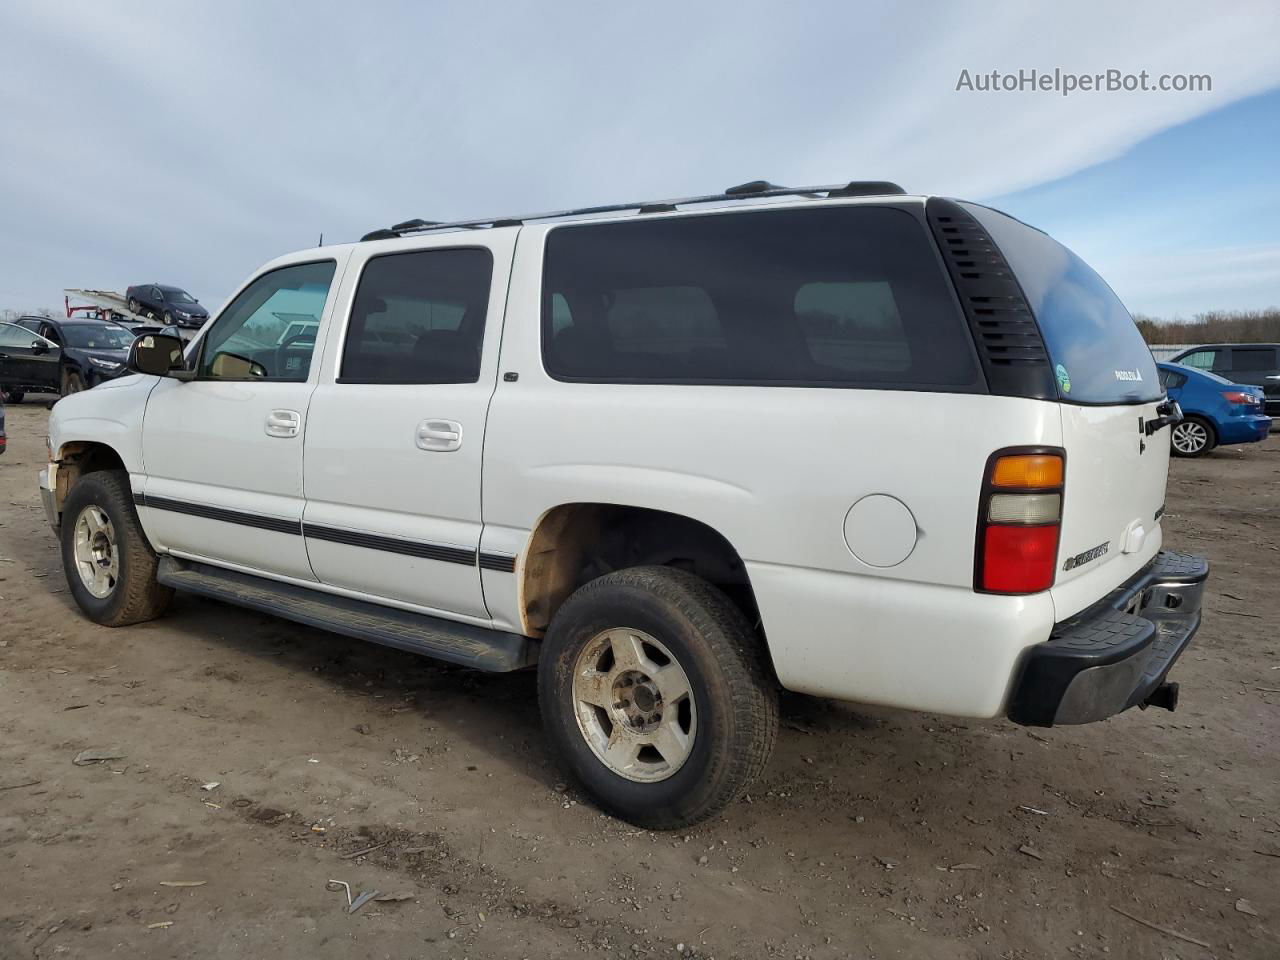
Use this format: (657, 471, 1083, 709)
(301, 233, 516, 621)
(1227, 346, 1280, 409)
(964, 204, 1167, 618)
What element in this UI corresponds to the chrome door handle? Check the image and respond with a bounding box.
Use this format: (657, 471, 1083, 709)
(416, 419, 462, 452)
(265, 409, 301, 438)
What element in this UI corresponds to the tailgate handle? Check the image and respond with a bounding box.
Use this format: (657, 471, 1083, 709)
(1145, 399, 1183, 436)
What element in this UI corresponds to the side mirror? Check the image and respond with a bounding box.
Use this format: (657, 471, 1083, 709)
(129, 333, 186, 377)
(31, 339, 49, 355)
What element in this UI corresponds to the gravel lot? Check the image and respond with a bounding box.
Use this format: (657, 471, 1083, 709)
(1, 399, 1277, 959)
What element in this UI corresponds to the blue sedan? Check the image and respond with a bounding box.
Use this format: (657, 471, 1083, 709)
(1158, 362, 1272, 457)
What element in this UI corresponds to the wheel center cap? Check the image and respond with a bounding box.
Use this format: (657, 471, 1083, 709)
(633, 684, 657, 712)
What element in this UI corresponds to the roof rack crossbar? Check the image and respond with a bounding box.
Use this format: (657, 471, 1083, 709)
(361, 181, 906, 241)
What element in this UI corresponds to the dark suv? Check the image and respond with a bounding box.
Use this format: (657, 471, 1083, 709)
(125, 283, 209, 328)
(1169, 344, 1280, 416)
(0, 317, 134, 401)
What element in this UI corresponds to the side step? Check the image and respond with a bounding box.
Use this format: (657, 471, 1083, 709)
(156, 558, 537, 672)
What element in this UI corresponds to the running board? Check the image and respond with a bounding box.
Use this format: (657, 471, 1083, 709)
(156, 558, 537, 672)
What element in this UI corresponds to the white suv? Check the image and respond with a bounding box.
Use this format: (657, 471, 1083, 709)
(39, 181, 1208, 828)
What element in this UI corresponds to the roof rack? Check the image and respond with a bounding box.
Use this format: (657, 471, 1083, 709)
(359, 180, 907, 241)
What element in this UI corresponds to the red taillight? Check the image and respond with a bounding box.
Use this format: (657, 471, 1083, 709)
(976, 448, 1065, 594)
(1221, 391, 1255, 405)
(982, 525, 1059, 592)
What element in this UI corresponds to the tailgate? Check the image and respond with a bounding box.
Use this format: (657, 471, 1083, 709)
(1051, 401, 1168, 619)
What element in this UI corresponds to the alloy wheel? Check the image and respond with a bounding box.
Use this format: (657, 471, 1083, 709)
(1171, 420, 1208, 454)
(571, 628, 697, 782)
(73, 505, 119, 599)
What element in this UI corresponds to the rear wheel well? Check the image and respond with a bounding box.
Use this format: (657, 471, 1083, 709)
(520, 504, 763, 639)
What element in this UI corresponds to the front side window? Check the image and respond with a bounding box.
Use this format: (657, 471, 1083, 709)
(541, 206, 980, 388)
(339, 248, 492, 384)
(0, 323, 38, 348)
(198, 261, 335, 381)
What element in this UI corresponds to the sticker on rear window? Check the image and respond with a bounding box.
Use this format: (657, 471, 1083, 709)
(1055, 363, 1071, 394)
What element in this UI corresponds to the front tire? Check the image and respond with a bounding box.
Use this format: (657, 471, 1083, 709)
(1171, 416, 1216, 457)
(60, 470, 173, 626)
(62, 369, 86, 396)
(538, 566, 778, 829)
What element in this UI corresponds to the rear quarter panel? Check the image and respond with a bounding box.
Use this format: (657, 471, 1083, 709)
(482, 224, 1064, 715)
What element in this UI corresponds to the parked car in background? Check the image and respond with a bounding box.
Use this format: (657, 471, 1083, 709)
(1, 319, 61, 402)
(1168, 344, 1280, 416)
(0, 393, 6, 455)
(1158, 362, 1271, 457)
(1, 317, 134, 400)
(125, 284, 209, 328)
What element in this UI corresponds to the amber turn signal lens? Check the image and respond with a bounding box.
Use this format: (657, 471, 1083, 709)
(990, 454, 1063, 489)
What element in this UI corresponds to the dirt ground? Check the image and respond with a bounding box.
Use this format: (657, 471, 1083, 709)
(1, 398, 1277, 960)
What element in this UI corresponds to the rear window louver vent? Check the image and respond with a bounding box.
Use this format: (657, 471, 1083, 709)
(926, 198, 1056, 400)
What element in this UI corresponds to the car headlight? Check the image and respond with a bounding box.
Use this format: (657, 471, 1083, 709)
(88, 357, 123, 371)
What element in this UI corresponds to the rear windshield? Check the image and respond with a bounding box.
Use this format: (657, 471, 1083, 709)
(962, 203, 1160, 404)
(541, 206, 981, 389)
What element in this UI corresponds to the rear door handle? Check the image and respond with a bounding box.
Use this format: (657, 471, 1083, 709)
(265, 409, 301, 438)
(416, 419, 462, 452)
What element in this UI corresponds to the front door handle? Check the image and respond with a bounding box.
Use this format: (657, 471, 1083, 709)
(416, 419, 462, 452)
(265, 409, 301, 438)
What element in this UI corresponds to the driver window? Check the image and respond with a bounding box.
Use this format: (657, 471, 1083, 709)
(199, 261, 336, 381)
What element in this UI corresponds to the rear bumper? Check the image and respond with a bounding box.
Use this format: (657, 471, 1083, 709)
(1218, 414, 1272, 444)
(1007, 550, 1208, 726)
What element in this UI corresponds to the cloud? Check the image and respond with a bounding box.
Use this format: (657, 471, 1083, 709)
(1, 0, 1278, 310)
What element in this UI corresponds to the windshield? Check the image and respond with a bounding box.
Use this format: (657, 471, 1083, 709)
(165, 289, 196, 303)
(62, 324, 135, 349)
(962, 203, 1160, 405)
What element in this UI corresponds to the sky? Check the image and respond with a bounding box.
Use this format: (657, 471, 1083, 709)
(1, 0, 1278, 320)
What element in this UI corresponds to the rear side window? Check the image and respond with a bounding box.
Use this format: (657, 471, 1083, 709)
(340, 248, 492, 384)
(1232, 347, 1277, 371)
(541, 206, 980, 389)
(962, 203, 1160, 404)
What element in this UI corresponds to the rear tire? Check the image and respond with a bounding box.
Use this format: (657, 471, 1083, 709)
(127, 298, 140, 315)
(60, 470, 173, 626)
(1, 387, 22, 403)
(1171, 416, 1216, 457)
(538, 566, 778, 829)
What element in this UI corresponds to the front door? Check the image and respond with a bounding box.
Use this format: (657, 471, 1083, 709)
(0, 322, 60, 392)
(302, 236, 514, 621)
(139, 257, 346, 580)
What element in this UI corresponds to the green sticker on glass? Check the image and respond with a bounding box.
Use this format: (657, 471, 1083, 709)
(1055, 363, 1071, 394)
